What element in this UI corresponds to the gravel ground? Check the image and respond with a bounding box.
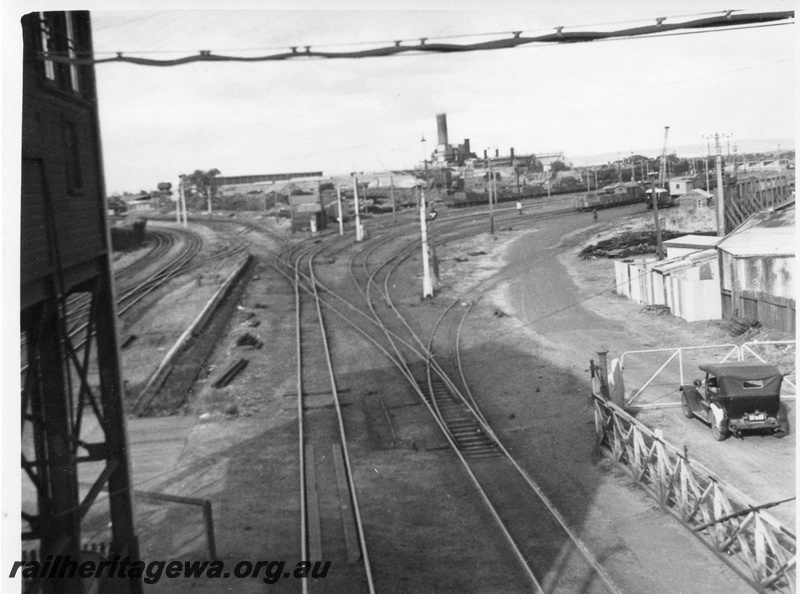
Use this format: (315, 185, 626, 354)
(99, 206, 792, 593)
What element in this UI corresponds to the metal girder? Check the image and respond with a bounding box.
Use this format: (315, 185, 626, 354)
(21, 271, 141, 593)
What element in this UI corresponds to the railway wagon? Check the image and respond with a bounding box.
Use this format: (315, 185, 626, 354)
(645, 189, 677, 210)
(574, 183, 645, 212)
(445, 184, 577, 208)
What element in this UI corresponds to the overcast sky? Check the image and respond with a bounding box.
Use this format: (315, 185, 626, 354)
(5, 1, 796, 193)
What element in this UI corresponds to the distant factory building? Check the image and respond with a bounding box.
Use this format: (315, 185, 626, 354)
(426, 113, 556, 179)
(216, 172, 323, 185)
(430, 113, 475, 166)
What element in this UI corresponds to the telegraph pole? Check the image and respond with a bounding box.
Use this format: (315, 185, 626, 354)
(488, 155, 495, 235)
(352, 172, 363, 241)
(178, 175, 188, 226)
(715, 133, 726, 236)
(649, 172, 664, 260)
(702, 135, 712, 191)
(336, 185, 344, 236)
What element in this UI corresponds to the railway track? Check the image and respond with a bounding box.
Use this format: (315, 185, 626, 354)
(267, 203, 627, 591)
(345, 212, 622, 592)
(274, 243, 375, 593)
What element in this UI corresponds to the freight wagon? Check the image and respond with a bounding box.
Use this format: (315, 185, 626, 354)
(574, 183, 645, 212)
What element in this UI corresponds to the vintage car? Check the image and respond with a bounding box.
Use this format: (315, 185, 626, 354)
(680, 362, 786, 441)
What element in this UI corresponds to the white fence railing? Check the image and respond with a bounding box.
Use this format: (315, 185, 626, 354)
(619, 342, 796, 409)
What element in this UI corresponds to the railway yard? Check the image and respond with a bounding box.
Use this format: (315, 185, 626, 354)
(28, 193, 795, 593)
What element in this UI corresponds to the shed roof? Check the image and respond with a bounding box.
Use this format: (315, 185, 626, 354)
(717, 227, 795, 257)
(649, 249, 716, 274)
(717, 201, 795, 257)
(662, 235, 720, 249)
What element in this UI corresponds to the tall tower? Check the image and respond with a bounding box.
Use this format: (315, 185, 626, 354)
(435, 113, 452, 164)
(436, 113, 449, 147)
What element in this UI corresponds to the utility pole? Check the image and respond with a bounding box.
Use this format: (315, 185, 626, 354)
(336, 185, 344, 236)
(488, 155, 495, 235)
(419, 176, 433, 298)
(630, 153, 635, 182)
(649, 172, 664, 260)
(715, 133, 726, 237)
(702, 135, 712, 191)
(178, 175, 188, 226)
(352, 173, 363, 241)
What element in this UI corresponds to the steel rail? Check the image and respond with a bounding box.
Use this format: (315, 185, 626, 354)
(293, 247, 309, 594)
(354, 210, 625, 593)
(280, 241, 376, 592)
(279, 241, 545, 590)
(307, 249, 376, 594)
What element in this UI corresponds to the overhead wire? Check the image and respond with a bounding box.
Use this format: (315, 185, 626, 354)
(91, 8, 746, 54)
(42, 10, 793, 67)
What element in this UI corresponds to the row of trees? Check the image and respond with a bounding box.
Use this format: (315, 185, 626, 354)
(180, 168, 221, 210)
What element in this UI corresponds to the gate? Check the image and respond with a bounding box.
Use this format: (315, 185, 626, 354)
(740, 341, 796, 396)
(619, 341, 797, 408)
(619, 344, 739, 409)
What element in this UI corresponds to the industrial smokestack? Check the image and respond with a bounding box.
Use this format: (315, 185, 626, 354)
(436, 113, 449, 147)
(495, 149, 499, 158)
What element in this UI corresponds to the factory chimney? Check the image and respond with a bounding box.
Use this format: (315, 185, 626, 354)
(436, 113, 449, 146)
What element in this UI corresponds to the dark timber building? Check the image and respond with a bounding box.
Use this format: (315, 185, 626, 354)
(21, 11, 141, 592)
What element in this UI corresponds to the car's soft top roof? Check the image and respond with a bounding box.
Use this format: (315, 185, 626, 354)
(699, 362, 782, 380)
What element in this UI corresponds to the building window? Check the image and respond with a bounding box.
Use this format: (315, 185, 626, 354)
(38, 11, 83, 95)
(64, 12, 80, 92)
(38, 12, 56, 81)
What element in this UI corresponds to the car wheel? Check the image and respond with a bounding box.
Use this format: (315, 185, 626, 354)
(681, 392, 693, 419)
(709, 410, 728, 441)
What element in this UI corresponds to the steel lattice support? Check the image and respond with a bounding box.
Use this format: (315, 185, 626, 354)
(21, 271, 141, 593)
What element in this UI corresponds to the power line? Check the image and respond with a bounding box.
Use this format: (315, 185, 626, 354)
(43, 10, 793, 67)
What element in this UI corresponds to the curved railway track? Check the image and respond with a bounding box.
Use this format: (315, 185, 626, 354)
(20, 226, 205, 376)
(270, 204, 628, 591)
(349, 210, 623, 592)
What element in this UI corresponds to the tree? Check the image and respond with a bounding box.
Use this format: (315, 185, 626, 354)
(550, 160, 568, 173)
(181, 168, 220, 209)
